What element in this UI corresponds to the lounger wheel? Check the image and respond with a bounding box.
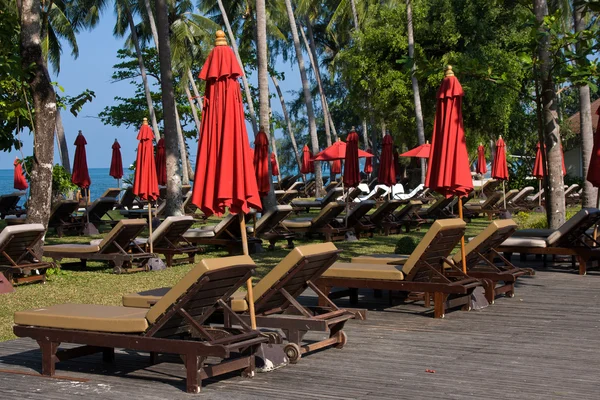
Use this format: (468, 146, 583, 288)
(113, 266, 124, 274)
(334, 331, 348, 349)
(263, 332, 283, 344)
(506, 292, 515, 298)
(284, 343, 302, 364)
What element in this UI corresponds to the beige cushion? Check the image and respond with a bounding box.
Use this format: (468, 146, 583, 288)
(150, 215, 193, 242)
(184, 226, 216, 239)
(546, 208, 595, 246)
(281, 218, 312, 229)
(146, 255, 254, 324)
(351, 254, 408, 265)
(500, 237, 547, 248)
(322, 262, 405, 280)
(14, 303, 149, 333)
(43, 243, 100, 254)
(0, 223, 45, 247)
(123, 287, 250, 312)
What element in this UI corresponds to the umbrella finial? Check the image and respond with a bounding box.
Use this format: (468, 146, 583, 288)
(445, 65, 454, 77)
(259, 125, 265, 131)
(426, 140, 429, 144)
(142, 117, 149, 125)
(351, 126, 355, 131)
(78, 130, 82, 135)
(215, 30, 227, 46)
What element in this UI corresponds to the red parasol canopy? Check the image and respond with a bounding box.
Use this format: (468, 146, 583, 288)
(364, 148, 373, 174)
(491, 137, 509, 180)
(253, 130, 270, 196)
(425, 67, 473, 198)
(191, 34, 261, 216)
(400, 141, 431, 158)
(314, 140, 373, 161)
(300, 145, 314, 174)
(477, 144, 487, 175)
(378, 134, 396, 186)
(110, 140, 123, 180)
(13, 159, 28, 191)
(72, 132, 91, 189)
(133, 120, 159, 201)
(331, 159, 342, 175)
(532, 142, 566, 178)
(155, 138, 167, 186)
(343, 130, 360, 188)
(271, 153, 280, 176)
(587, 106, 600, 187)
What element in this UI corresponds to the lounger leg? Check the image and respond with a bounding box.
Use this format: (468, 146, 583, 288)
(424, 292, 431, 307)
(184, 354, 202, 394)
(433, 292, 446, 318)
(577, 256, 587, 275)
(166, 254, 173, 268)
(149, 352, 159, 365)
(316, 284, 332, 307)
(349, 288, 359, 305)
(37, 340, 59, 376)
(102, 348, 115, 363)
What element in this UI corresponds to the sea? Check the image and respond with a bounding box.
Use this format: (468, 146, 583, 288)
(1, 168, 123, 206)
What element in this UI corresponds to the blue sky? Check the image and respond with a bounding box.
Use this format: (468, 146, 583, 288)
(2, 12, 298, 170)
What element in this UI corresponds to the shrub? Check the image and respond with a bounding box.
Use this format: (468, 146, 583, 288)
(394, 236, 420, 254)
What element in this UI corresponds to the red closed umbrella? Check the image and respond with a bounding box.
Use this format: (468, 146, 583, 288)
(533, 142, 566, 178)
(331, 159, 342, 175)
(492, 136, 509, 208)
(110, 140, 124, 181)
(155, 138, 167, 186)
(587, 106, 600, 188)
(378, 134, 396, 186)
(271, 153, 280, 176)
(72, 131, 91, 190)
(253, 130, 270, 196)
(425, 66, 473, 273)
(13, 159, 28, 191)
(477, 144, 487, 175)
(364, 148, 373, 174)
(400, 141, 431, 158)
(300, 145, 313, 175)
(343, 130, 360, 188)
(191, 31, 260, 328)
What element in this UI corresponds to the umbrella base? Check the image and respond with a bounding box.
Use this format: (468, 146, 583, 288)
(470, 287, 490, 310)
(532, 206, 545, 213)
(0, 272, 15, 294)
(255, 342, 289, 372)
(82, 223, 99, 236)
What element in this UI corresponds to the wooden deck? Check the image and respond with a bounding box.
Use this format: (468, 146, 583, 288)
(1, 261, 599, 399)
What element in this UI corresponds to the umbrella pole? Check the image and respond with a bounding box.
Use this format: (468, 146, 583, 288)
(239, 214, 257, 329)
(595, 191, 600, 242)
(503, 180, 506, 209)
(538, 180, 542, 207)
(148, 205, 154, 253)
(458, 197, 467, 274)
(86, 188, 90, 227)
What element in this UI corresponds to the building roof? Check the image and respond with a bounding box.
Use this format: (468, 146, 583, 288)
(569, 97, 600, 135)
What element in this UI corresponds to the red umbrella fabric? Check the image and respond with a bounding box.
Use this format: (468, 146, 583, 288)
(378, 134, 396, 186)
(271, 153, 280, 176)
(155, 138, 167, 186)
(72, 132, 91, 189)
(191, 36, 261, 216)
(314, 140, 373, 161)
(331, 159, 342, 175)
(253, 131, 270, 196)
(400, 142, 431, 158)
(343, 131, 361, 188)
(300, 145, 314, 174)
(110, 140, 123, 180)
(425, 68, 473, 198)
(587, 106, 600, 187)
(13, 159, 28, 191)
(532, 142, 566, 178)
(477, 144, 487, 175)
(133, 120, 159, 201)
(491, 137, 508, 180)
(364, 148, 373, 174)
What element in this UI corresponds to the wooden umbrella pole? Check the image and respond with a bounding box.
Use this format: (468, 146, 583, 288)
(148, 205, 154, 253)
(86, 188, 90, 226)
(538, 180, 542, 207)
(239, 214, 257, 329)
(458, 196, 467, 274)
(595, 191, 600, 242)
(503, 180, 506, 209)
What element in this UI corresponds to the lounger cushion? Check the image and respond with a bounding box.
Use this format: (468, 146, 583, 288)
(184, 226, 216, 239)
(291, 200, 321, 208)
(43, 243, 101, 254)
(511, 229, 554, 238)
(281, 218, 312, 229)
(500, 237, 547, 248)
(322, 262, 405, 280)
(351, 254, 408, 265)
(14, 303, 149, 333)
(254, 205, 293, 234)
(546, 208, 594, 246)
(452, 219, 517, 263)
(146, 255, 255, 324)
(0, 223, 45, 245)
(123, 287, 249, 312)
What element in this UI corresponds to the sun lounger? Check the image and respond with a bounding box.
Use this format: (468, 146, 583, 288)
(282, 201, 347, 241)
(184, 213, 261, 254)
(333, 200, 377, 239)
(43, 219, 154, 274)
(14, 256, 270, 393)
(115, 187, 144, 210)
(0, 191, 26, 219)
(480, 179, 501, 197)
(291, 187, 343, 211)
(464, 191, 503, 219)
(47, 200, 81, 237)
(83, 197, 118, 227)
(508, 186, 535, 210)
(0, 224, 53, 284)
(496, 188, 519, 208)
(275, 189, 299, 204)
(248, 205, 295, 249)
(366, 200, 405, 228)
(99, 188, 122, 199)
(381, 200, 424, 234)
(497, 208, 600, 274)
(122, 243, 360, 364)
(357, 186, 387, 202)
(316, 219, 489, 318)
(418, 196, 455, 220)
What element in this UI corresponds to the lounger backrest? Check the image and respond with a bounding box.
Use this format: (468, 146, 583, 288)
(369, 200, 403, 225)
(401, 218, 466, 277)
(254, 205, 293, 235)
(97, 219, 147, 253)
(345, 200, 375, 226)
(85, 198, 117, 222)
(346, 187, 363, 202)
(546, 208, 600, 247)
(100, 188, 121, 199)
(0, 193, 23, 212)
(0, 224, 45, 264)
(511, 186, 534, 204)
(146, 256, 256, 327)
(480, 191, 503, 208)
(311, 202, 345, 228)
(119, 187, 136, 209)
(452, 219, 518, 268)
(563, 184, 579, 197)
(424, 196, 453, 215)
(251, 243, 340, 314)
(367, 186, 386, 201)
(151, 216, 195, 248)
(48, 200, 79, 226)
(482, 179, 500, 196)
(279, 190, 298, 204)
(213, 213, 238, 238)
(497, 189, 519, 207)
(322, 187, 343, 203)
(287, 181, 303, 192)
(393, 200, 423, 220)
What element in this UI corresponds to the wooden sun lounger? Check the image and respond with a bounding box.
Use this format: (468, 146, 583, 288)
(418, 196, 455, 220)
(248, 205, 295, 249)
(275, 189, 299, 205)
(464, 191, 504, 220)
(497, 208, 600, 275)
(508, 186, 535, 211)
(315, 219, 489, 318)
(43, 219, 154, 274)
(99, 188, 122, 199)
(0, 192, 26, 219)
(122, 243, 362, 364)
(366, 200, 405, 228)
(0, 224, 53, 284)
(291, 187, 343, 211)
(481, 179, 501, 197)
(14, 257, 270, 393)
(183, 213, 261, 254)
(282, 202, 348, 241)
(383, 200, 425, 234)
(47, 200, 81, 237)
(82, 197, 118, 227)
(333, 200, 377, 239)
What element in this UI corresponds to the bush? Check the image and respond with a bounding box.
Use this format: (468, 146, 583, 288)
(513, 211, 547, 229)
(394, 236, 420, 254)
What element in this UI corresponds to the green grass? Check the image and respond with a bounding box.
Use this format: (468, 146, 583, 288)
(0, 207, 579, 342)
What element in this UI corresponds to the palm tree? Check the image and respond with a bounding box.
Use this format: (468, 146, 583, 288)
(271, 74, 303, 172)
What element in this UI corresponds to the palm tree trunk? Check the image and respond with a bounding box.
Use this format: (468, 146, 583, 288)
(186, 69, 202, 114)
(55, 111, 71, 173)
(535, 0, 565, 229)
(284, 0, 323, 195)
(406, 0, 426, 184)
(361, 119, 369, 149)
(349, 0, 359, 30)
(20, 0, 57, 231)
(216, 0, 258, 134)
(574, 4, 596, 207)
(271, 74, 302, 172)
(126, 8, 161, 139)
(155, 0, 183, 215)
(144, 0, 159, 46)
(173, 106, 190, 184)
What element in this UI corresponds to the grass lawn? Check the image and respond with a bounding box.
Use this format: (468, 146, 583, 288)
(0, 205, 580, 342)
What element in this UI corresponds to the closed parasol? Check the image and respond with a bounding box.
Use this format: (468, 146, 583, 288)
(476, 144, 487, 175)
(155, 138, 167, 186)
(343, 130, 361, 188)
(13, 159, 28, 191)
(271, 153, 280, 176)
(378, 134, 396, 187)
(110, 139, 124, 190)
(253, 129, 270, 196)
(364, 148, 373, 175)
(491, 136, 509, 208)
